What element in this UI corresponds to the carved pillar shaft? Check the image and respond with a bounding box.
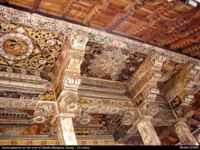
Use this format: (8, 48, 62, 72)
(175, 120, 198, 145)
(67, 30, 88, 74)
(57, 114, 77, 145)
(56, 30, 88, 145)
(136, 117, 161, 145)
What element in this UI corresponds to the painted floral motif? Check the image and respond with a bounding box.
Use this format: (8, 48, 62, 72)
(0, 20, 65, 81)
(88, 49, 129, 80)
(82, 42, 146, 81)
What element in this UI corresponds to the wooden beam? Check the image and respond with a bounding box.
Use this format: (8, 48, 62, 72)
(161, 63, 200, 104)
(128, 53, 166, 99)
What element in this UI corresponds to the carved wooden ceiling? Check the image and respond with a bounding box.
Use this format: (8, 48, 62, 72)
(0, 0, 200, 59)
(0, 0, 199, 146)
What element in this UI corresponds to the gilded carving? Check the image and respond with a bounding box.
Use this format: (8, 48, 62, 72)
(38, 91, 55, 101)
(0, 33, 33, 61)
(0, 19, 66, 82)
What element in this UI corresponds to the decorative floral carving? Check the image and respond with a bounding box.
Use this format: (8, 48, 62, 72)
(82, 42, 146, 81)
(76, 113, 92, 125)
(0, 33, 33, 61)
(88, 49, 129, 80)
(0, 20, 65, 82)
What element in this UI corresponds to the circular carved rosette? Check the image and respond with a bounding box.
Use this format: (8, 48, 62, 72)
(76, 113, 92, 125)
(0, 33, 33, 62)
(32, 116, 46, 124)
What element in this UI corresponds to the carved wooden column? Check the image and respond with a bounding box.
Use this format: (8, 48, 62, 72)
(57, 113, 77, 145)
(136, 116, 161, 145)
(175, 119, 198, 145)
(162, 63, 200, 108)
(121, 53, 167, 144)
(56, 30, 89, 145)
(129, 53, 167, 117)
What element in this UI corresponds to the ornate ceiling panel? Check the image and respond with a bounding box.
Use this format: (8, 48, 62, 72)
(0, 18, 67, 101)
(81, 42, 146, 81)
(1, 0, 200, 59)
(0, 20, 65, 80)
(0, 102, 58, 138)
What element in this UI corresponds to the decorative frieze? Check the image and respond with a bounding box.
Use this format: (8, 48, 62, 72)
(0, 98, 37, 110)
(0, 5, 199, 67)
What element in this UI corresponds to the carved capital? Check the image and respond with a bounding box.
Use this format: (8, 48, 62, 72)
(138, 102, 160, 117)
(151, 53, 167, 70)
(34, 101, 57, 124)
(63, 73, 81, 90)
(69, 30, 89, 50)
(34, 101, 56, 117)
(121, 110, 138, 126)
(58, 91, 80, 114)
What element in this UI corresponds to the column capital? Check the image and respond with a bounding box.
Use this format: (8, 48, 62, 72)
(69, 30, 89, 51)
(58, 91, 80, 114)
(63, 73, 81, 90)
(150, 52, 167, 70)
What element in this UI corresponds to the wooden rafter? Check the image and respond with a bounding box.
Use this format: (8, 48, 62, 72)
(151, 8, 200, 45)
(32, 0, 41, 12)
(62, 0, 75, 17)
(105, 1, 146, 32)
(83, 0, 109, 25)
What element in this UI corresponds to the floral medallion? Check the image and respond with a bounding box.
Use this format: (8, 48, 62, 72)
(0, 33, 33, 61)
